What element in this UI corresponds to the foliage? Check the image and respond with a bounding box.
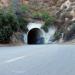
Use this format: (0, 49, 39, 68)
(0, 9, 28, 43)
(0, 12, 13, 43)
(32, 12, 42, 19)
(17, 17, 28, 32)
(42, 12, 56, 32)
(15, 4, 30, 18)
(32, 11, 56, 32)
(54, 30, 62, 40)
(20, 4, 29, 13)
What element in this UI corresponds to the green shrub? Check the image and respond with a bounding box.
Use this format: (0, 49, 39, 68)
(32, 12, 42, 19)
(17, 17, 28, 33)
(0, 12, 13, 43)
(42, 25, 49, 32)
(20, 4, 29, 13)
(54, 31, 61, 40)
(32, 12, 56, 32)
(42, 14, 56, 32)
(0, 10, 28, 43)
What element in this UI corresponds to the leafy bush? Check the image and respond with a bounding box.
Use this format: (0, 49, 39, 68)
(54, 31, 61, 40)
(32, 12, 42, 20)
(0, 10, 28, 43)
(41, 13, 56, 32)
(53, 29, 63, 41)
(32, 12, 56, 32)
(20, 4, 29, 13)
(0, 12, 13, 43)
(17, 17, 28, 32)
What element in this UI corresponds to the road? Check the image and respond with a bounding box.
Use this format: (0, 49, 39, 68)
(0, 45, 75, 75)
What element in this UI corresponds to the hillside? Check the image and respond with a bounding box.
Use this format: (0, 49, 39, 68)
(0, 0, 75, 44)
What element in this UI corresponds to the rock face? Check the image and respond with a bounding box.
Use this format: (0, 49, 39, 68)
(1, 0, 75, 43)
(1, 0, 75, 16)
(10, 32, 25, 45)
(7, 0, 75, 41)
(1, 0, 75, 15)
(0, 0, 10, 8)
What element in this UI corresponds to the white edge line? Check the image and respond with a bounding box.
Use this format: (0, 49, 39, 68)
(4, 56, 29, 63)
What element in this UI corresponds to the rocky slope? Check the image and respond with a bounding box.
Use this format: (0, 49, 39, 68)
(10, 0, 75, 42)
(1, 0, 75, 44)
(22, 0, 74, 15)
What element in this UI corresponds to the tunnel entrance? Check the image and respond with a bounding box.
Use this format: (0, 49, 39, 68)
(28, 28, 44, 44)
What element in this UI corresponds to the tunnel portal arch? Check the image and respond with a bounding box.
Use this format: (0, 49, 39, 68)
(28, 28, 44, 44)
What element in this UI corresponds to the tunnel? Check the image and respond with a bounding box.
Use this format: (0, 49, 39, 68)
(28, 28, 44, 44)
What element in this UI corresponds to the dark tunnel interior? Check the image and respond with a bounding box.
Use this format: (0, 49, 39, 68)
(28, 28, 44, 44)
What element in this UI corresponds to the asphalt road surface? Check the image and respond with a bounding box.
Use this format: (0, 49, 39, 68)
(0, 45, 75, 75)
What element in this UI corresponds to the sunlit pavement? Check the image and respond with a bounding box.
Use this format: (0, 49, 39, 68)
(0, 44, 75, 75)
